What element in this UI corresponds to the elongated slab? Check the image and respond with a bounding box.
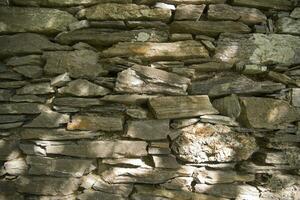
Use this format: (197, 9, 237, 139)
(149, 95, 218, 119)
(0, 103, 44, 114)
(231, 0, 294, 11)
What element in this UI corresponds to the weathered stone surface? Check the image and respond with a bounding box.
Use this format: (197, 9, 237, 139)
(256, 149, 300, 167)
(58, 79, 110, 97)
(0, 115, 27, 124)
(152, 155, 180, 169)
(13, 65, 43, 79)
(126, 107, 148, 119)
(51, 73, 71, 87)
(16, 82, 54, 95)
(27, 195, 76, 200)
(170, 118, 200, 129)
(78, 190, 127, 200)
(19, 143, 47, 156)
(79, 3, 171, 22)
(0, 103, 44, 114)
(126, 119, 169, 140)
(27, 156, 94, 177)
(291, 7, 300, 18)
(0, 140, 21, 161)
(174, 4, 205, 20)
(0, 72, 23, 81)
(232, 0, 294, 11)
(200, 115, 239, 126)
(4, 158, 28, 175)
(149, 95, 218, 119)
(10, 95, 45, 103)
(238, 97, 300, 129)
(56, 29, 168, 46)
(0, 33, 70, 58)
(171, 123, 257, 163)
(160, 0, 225, 4)
(102, 158, 151, 168)
(276, 17, 300, 35)
(101, 40, 209, 61)
(6, 55, 43, 66)
(0, 122, 23, 129)
(18, 128, 103, 140)
(189, 62, 233, 72)
(43, 50, 107, 79)
(0, 89, 13, 101)
(16, 176, 80, 195)
(268, 71, 297, 85)
(161, 177, 193, 191)
(208, 4, 266, 24)
(214, 33, 300, 65)
(115, 65, 191, 95)
(0, 7, 77, 34)
(53, 97, 103, 108)
(0, 81, 28, 89)
(44, 140, 147, 158)
(170, 21, 251, 37)
(292, 88, 300, 107)
(67, 114, 123, 131)
(213, 94, 241, 119)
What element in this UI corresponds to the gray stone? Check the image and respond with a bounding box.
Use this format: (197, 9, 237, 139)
(0, 115, 27, 124)
(231, 0, 294, 11)
(16, 176, 80, 195)
(67, 114, 123, 131)
(276, 17, 300, 35)
(90, 21, 126, 29)
(292, 88, 300, 107)
(188, 62, 233, 72)
(53, 97, 103, 108)
(13, 65, 43, 78)
(0, 103, 44, 114)
(160, 0, 225, 4)
(43, 50, 107, 79)
(115, 65, 191, 95)
(149, 95, 218, 119)
(171, 123, 257, 163)
(161, 177, 193, 191)
(0, 89, 13, 101)
(152, 155, 180, 169)
(50, 73, 71, 87)
(77, 190, 127, 200)
(4, 158, 28, 175)
(291, 7, 300, 19)
(200, 115, 239, 126)
(10, 95, 46, 103)
(126, 119, 169, 140)
(126, 21, 168, 29)
(170, 33, 193, 41)
(213, 94, 242, 119)
(26, 156, 94, 177)
(56, 29, 168, 46)
(101, 95, 154, 105)
(170, 118, 200, 129)
(126, 107, 148, 119)
(214, 33, 300, 65)
(174, 4, 206, 20)
(19, 143, 46, 156)
(170, 21, 251, 37)
(102, 158, 151, 168)
(0, 72, 23, 81)
(69, 20, 89, 31)
(154, 2, 175, 10)
(26, 195, 76, 200)
(101, 40, 209, 61)
(16, 82, 54, 95)
(0, 6, 77, 34)
(0, 81, 28, 88)
(0, 122, 23, 129)
(238, 97, 300, 129)
(78, 3, 171, 22)
(6, 55, 43, 66)
(58, 79, 110, 97)
(44, 140, 147, 158)
(268, 71, 297, 85)
(0, 140, 21, 161)
(256, 149, 300, 167)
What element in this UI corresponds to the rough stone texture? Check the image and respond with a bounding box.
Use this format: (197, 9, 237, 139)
(174, 4, 206, 20)
(231, 0, 294, 11)
(0, 103, 44, 114)
(276, 17, 300, 35)
(0, 6, 77, 34)
(0, 140, 21, 161)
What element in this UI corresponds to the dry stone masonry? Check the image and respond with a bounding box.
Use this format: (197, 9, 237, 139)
(0, 0, 300, 199)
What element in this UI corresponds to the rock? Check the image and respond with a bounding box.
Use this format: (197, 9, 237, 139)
(10, 95, 46, 103)
(67, 114, 123, 131)
(154, 2, 175, 10)
(170, 21, 251, 37)
(68, 20, 89, 31)
(149, 95, 218, 119)
(237, 64, 268, 75)
(268, 71, 297, 85)
(0, 33, 70, 58)
(115, 65, 191, 95)
(174, 4, 206, 20)
(276, 17, 300, 35)
(126, 107, 148, 119)
(53, 97, 103, 108)
(0, 89, 13, 101)
(90, 20, 127, 29)
(170, 34, 193, 41)
(239, 161, 299, 173)
(256, 149, 300, 167)
(208, 4, 266, 24)
(126, 20, 168, 29)
(4, 158, 28, 175)
(26, 195, 76, 200)
(0, 140, 21, 161)
(0, 103, 44, 114)
(170, 118, 200, 129)
(238, 97, 300, 129)
(0, 115, 27, 124)
(43, 50, 107, 79)
(56, 29, 168, 46)
(0, 6, 77, 34)
(77, 190, 127, 200)
(0, 81, 28, 88)
(160, 0, 225, 4)
(161, 177, 193, 191)
(13, 65, 43, 78)
(50, 73, 71, 87)
(126, 119, 169, 140)
(18, 128, 103, 140)
(292, 88, 300, 107)
(195, 183, 260, 199)
(148, 142, 171, 155)
(0, 72, 23, 81)
(231, 0, 294, 11)
(214, 33, 300, 65)
(102, 158, 151, 168)
(0, 122, 23, 129)
(152, 155, 180, 169)
(200, 115, 239, 126)
(43, 140, 148, 158)
(101, 95, 154, 105)
(291, 7, 300, 19)
(101, 40, 209, 61)
(171, 123, 257, 163)
(58, 79, 110, 97)
(16, 176, 80, 195)
(78, 3, 171, 22)
(6, 55, 43, 66)
(16, 82, 54, 95)
(212, 94, 241, 119)
(19, 143, 47, 156)
(26, 156, 94, 177)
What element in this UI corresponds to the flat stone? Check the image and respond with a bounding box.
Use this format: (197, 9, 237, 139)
(126, 21, 168, 29)
(58, 79, 110, 97)
(161, 177, 193, 191)
(170, 118, 200, 129)
(78, 191, 127, 200)
(256, 149, 300, 167)
(53, 97, 103, 108)
(214, 33, 300, 65)
(160, 0, 225, 4)
(212, 94, 241, 119)
(16, 176, 80, 195)
(4, 158, 28, 175)
(101, 40, 209, 61)
(200, 115, 239, 126)
(26, 156, 94, 177)
(171, 123, 258, 163)
(43, 50, 107, 79)
(102, 158, 151, 168)
(190, 62, 233, 72)
(126, 107, 148, 119)
(16, 82, 54, 95)
(231, 0, 294, 11)
(10, 95, 46, 103)
(292, 88, 300, 107)
(56, 29, 168, 46)
(19, 143, 46, 156)
(0, 81, 28, 89)
(0, 33, 70, 58)
(50, 73, 71, 87)
(291, 7, 300, 19)
(0, 103, 44, 114)
(0, 89, 13, 101)
(0, 72, 23, 81)
(43, 140, 148, 158)
(152, 155, 180, 169)
(6, 55, 43, 66)
(0, 140, 21, 161)
(0, 6, 77, 34)
(126, 119, 170, 140)
(79, 3, 171, 22)
(208, 4, 266, 24)
(13, 65, 43, 79)
(170, 21, 251, 37)
(174, 4, 206, 20)
(67, 114, 123, 131)
(276, 17, 300, 35)
(115, 65, 191, 95)
(149, 95, 218, 119)
(27, 195, 76, 200)
(238, 97, 300, 129)
(90, 21, 126, 29)
(0, 122, 23, 129)
(0, 115, 27, 124)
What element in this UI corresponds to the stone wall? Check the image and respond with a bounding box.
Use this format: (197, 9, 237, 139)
(0, 0, 300, 199)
